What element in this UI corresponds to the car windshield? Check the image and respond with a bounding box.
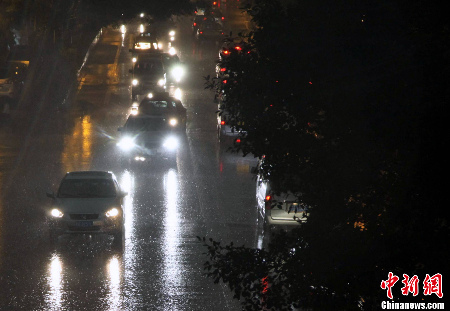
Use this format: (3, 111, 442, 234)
(139, 100, 176, 114)
(134, 60, 163, 74)
(58, 179, 116, 198)
(124, 117, 170, 132)
(161, 55, 179, 67)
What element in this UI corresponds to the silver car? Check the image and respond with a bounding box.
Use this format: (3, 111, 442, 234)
(46, 171, 127, 245)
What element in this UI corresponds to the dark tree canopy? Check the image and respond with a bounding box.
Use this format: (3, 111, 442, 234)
(203, 0, 448, 309)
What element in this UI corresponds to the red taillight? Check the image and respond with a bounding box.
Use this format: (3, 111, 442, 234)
(221, 17, 225, 20)
(193, 22, 197, 26)
(236, 138, 241, 143)
(220, 67, 226, 72)
(264, 195, 272, 209)
(200, 31, 203, 34)
(221, 120, 226, 125)
(222, 79, 227, 84)
(234, 46, 242, 51)
(204, 17, 207, 20)
(222, 50, 229, 55)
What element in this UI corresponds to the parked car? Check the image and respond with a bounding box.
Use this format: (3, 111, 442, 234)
(255, 160, 309, 231)
(46, 171, 127, 247)
(219, 40, 244, 60)
(196, 21, 225, 40)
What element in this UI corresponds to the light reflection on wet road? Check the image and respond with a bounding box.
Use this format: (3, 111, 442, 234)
(0, 6, 258, 310)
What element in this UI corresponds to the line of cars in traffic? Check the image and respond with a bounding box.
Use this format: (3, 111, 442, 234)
(45, 16, 188, 248)
(122, 22, 187, 165)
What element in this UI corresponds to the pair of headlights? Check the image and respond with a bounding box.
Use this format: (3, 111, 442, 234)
(50, 208, 120, 218)
(117, 135, 179, 151)
(132, 78, 165, 87)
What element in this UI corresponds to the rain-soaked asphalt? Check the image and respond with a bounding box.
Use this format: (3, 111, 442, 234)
(0, 6, 261, 311)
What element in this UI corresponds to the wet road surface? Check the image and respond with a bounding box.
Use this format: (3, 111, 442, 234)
(0, 6, 261, 311)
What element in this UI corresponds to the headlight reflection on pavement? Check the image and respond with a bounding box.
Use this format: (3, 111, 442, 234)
(162, 169, 182, 307)
(46, 254, 63, 309)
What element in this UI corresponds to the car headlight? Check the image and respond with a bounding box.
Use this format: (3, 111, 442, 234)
(169, 118, 178, 126)
(132, 79, 139, 86)
(169, 47, 177, 55)
(169, 30, 175, 37)
(51, 208, 64, 218)
(106, 208, 120, 217)
(171, 66, 184, 81)
(157, 78, 165, 86)
(163, 136, 179, 150)
(117, 136, 136, 151)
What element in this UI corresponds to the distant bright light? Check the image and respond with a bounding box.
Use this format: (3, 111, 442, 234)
(51, 208, 64, 218)
(171, 66, 184, 82)
(169, 30, 175, 36)
(168, 47, 176, 55)
(163, 136, 179, 151)
(140, 13, 144, 18)
(169, 118, 178, 126)
(174, 88, 182, 100)
(120, 25, 126, 34)
(117, 137, 135, 151)
(139, 24, 144, 33)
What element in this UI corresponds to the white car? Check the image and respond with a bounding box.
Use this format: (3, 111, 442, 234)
(46, 171, 127, 246)
(256, 170, 309, 230)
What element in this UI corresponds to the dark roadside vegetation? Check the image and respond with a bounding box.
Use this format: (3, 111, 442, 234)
(1, 0, 448, 310)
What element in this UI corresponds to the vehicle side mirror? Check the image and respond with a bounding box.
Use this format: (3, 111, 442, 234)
(46, 191, 55, 198)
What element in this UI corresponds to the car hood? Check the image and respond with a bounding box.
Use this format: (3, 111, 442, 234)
(53, 197, 121, 213)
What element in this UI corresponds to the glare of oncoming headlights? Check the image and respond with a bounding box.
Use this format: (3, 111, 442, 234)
(163, 136, 179, 151)
(157, 78, 165, 86)
(174, 88, 182, 100)
(51, 208, 64, 218)
(117, 136, 135, 151)
(132, 79, 138, 86)
(106, 208, 120, 217)
(169, 47, 176, 55)
(169, 118, 178, 126)
(171, 66, 184, 81)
